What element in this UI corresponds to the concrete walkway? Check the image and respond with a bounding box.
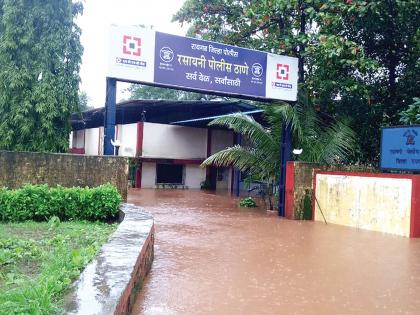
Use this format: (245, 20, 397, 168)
(129, 189, 420, 315)
(64, 204, 154, 315)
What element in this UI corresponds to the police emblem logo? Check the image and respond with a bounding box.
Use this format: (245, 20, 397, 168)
(404, 130, 417, 145)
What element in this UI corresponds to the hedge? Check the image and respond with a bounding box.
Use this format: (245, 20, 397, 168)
(0, 184, 122, 222)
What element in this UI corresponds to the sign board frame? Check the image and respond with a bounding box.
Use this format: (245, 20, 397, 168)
(380, 125, 420, 172)
(107, 25, 299, 102)
(104, 25, 299, 217)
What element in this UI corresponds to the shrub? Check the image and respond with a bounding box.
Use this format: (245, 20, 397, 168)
(0, 184, 122, 223)
(200, 179, 212, 190)
(239, 197, 257, 208)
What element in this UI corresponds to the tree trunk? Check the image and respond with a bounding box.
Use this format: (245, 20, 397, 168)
(298, 0, 306, 84)
(385, 0, 399, 118)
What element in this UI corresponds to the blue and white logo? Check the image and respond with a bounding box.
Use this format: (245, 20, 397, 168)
(404, 129, 417, 145)
(252, 63, 263, 77)
(160, 47, 174, 63)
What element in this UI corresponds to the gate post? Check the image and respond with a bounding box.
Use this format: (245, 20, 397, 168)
(234, 133, 242, 197)
(278, 123, 292, 216)
(104, 77, 117, 155)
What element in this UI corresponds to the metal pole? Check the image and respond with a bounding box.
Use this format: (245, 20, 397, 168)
(278, 123, 292, 216)
(104, 77, 117, 155)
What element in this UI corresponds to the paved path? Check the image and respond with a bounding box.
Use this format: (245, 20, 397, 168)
(129, 189, 420, 315)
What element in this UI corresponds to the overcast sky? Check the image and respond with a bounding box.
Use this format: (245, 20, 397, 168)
(77, 0, 187, 107)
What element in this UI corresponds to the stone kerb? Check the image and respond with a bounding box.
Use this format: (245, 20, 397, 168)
(64, 204, 154, 315)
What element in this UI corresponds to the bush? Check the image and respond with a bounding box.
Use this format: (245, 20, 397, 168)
(200, 179, 212, 190)
(239, 197, 257, 208)
(0, 184, 122, 223)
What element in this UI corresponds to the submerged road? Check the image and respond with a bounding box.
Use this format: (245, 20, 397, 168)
(129, 189, 420, 315)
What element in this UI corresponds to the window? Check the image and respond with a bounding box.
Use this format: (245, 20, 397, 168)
(156, 164, 184, 184)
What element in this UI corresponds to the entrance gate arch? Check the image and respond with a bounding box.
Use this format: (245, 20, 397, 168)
(104, 25, 298, 216)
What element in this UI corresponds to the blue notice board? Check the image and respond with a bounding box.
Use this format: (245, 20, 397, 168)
(381, 126, 420, 171)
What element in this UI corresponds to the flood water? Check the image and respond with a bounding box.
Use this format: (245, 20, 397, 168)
(129, 189, 420, 315)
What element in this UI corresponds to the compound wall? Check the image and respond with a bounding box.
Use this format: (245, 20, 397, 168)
(313, 171, 420, 237)
(0, 150, 129, 200)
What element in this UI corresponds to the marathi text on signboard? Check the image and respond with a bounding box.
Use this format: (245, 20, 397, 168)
(108, 25, 298, 101)
(381, 126, 420, 171)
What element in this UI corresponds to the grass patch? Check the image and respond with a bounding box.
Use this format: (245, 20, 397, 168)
(0, 219, 117, 315)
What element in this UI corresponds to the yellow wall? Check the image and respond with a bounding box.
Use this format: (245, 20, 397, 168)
(315, 174, 412, 237)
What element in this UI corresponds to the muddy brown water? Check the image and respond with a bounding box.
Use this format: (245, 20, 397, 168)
(129, 189, 420, 315)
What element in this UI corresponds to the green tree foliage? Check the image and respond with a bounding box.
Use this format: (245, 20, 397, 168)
(78, 91, 93, 112)
(202, 102, 356, 209)
(125, 82, 236, 101)
(399, 98, 420, 125)
(127, 84, 210, 101)
(0, 0, 83, 152)
(202, 102, 356, 181)
(174, 0, 420, 164)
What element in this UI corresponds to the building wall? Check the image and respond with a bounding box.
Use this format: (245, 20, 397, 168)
(227, 168, 233, 193)
(72, 123, 235, 161)
(0, 150, 129, 200)
(209, 129, 234, 192)
(85, 128, 100, 155)
(210, 129, 234, 154)
(141, 162, 206, 189)
(116, 123, 137, 157)
(285, 162, 380, 220)
(142, 123, 207, 159)
(141, 162, 156, 188)
(185, 165, 206, 189)
(69, 131, 73, 148)
(98, 127, 104, 155)
(71, 130, 85, 149)
(314, 172, 417, 237)
(70, 122, 236, 190)
(214, 167, 230, 191)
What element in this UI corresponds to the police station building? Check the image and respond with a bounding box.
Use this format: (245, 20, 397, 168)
(70, 99, 263, 192)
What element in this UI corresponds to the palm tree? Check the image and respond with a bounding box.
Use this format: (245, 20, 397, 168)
(201, 101, 357, 209)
